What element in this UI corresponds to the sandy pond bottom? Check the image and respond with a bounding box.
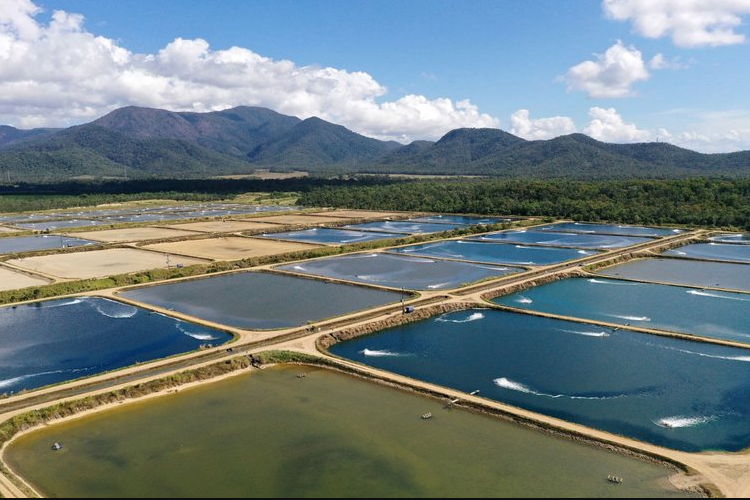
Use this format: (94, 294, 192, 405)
(5, 367, 692, 498)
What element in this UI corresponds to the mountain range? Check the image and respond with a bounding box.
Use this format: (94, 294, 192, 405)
(0, 106, 748, 181)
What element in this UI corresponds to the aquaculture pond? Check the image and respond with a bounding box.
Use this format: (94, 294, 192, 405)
(410, 215, 506, 225)
(343, 221, 466, 234)
(664, 243, 750, 264)
(121, 272, 402, 329)
(331, 309, 750, 452)
(0, 235, 95, 255)
(101, 213, 197, 223)
(709, 234, 750, 244)
(276, 252, 521, 290)
(5, 366, 693, 498)
(12, 219, 113, 231)
(390, 240, 597, 266)
(260, 228, 397, 245)
(537, 223, 681, 238)
(600, 258, 750, 292)
(495, 277, 750, 344)
(469, 230, 651, 249)
(0, 297, 230, 394)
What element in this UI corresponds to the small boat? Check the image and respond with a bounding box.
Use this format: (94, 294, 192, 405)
(421, 413, 433, 420)
(51, 442, 63, 451)
(607, 475, 623, 484)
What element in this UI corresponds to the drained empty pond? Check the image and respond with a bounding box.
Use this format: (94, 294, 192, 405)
(276, 252, 520, 290)
(121, 272, 402, 329)
(0, 297, 231, 394)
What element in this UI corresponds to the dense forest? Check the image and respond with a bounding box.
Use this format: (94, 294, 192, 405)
(2, 176, 749, 230)
(0, 177, 390, 213)
(299, 178, 750, 229)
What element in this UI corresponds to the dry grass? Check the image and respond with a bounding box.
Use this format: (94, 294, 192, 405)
(164, 220, 283, 233)
(0, 267, 49, 291)
(7, 248, 206, 279)
(142, 237, 322, 261)
(314, 210, 404, 219)
(246, 214, 354, 225)
(74, 227, 199, 243)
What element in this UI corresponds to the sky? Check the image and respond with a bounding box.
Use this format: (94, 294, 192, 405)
(0, 0, 749, 152)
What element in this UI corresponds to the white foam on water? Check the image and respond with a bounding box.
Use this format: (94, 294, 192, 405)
(34, 299, 84, 309)
(492, 377, 625, 400)
(655, 415, 718, 429)
(578, 250, 594, 255)
(175, 323, 219, 341)
(361, 348, 404, 357)
(609, 314, 651, 322)
(587, 278, 640, 286)
(409, 258, 437, 263)
(341, 236, 370, 243)
(93, 300, 138, 319)
(474, 265, 511, 272)
(436, 312, 485, 323)
(650, 342, 750, 363)
(687, 290, 750, 302)
(427, 282, 451, 289)
(516, 296, 533, 304)
(558, 329, 610, 338)
(0, 367, 94, 391)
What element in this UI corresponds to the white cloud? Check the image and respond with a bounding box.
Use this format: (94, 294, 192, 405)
(0, 1, 498, 141)
(561, 41, 650, 98)
(509, 109, 577, 140)
(648, 53, 688, 70)
(604, 0, 750, 47)
(583, 107, 652, 142)
(663, 109, 750, 152)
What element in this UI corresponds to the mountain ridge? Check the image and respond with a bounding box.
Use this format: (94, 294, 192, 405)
(0, 106, 748, 181)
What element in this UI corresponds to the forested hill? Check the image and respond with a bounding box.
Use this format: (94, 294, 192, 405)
(1, 106, 749, 181)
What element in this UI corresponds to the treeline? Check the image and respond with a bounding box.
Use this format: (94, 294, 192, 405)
(0, 177, 396, 213)
(299, 178, 750, 229)
(0, 177, 393, 196)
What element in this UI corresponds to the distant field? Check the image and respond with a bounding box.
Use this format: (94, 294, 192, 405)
(213, 170, 308, 180)
(78, 227, 199, 243)
(248, 214, 353, 225)
(164, 220, 282, 233)
(314, 210, 403, 219)
(7, 248, 206, 280)
(143, 237, 321, 261)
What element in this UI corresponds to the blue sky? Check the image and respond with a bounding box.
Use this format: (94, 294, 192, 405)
(2, 0, 749, 151)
